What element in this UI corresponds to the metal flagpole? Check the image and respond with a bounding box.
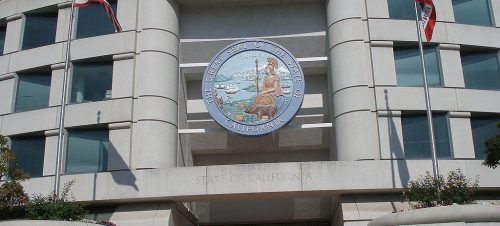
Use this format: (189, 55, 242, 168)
(54, 0, 76, 198)
(413, 0, 440, 179)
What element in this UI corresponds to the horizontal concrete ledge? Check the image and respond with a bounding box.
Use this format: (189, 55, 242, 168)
(108, 122, 132, 130)
(0, 220, 100, 226)
(113, 53, 135, 61)
(440, 43, 461, 51)
(22, 160, 500, 203)
(449, 111, 472, 118)
(51, 63, 66, 70)
(44, 129, 60, 137)
(180, 56, 328, 68)
(368, 204, 500, 226)
(6, 14, 22, 22)
(58, 2, 73, 9)
(178, 123, 333, 134)
(371, 41, 393, 48)
(0, 73, 15, 81)
(377, 111, 402, 117)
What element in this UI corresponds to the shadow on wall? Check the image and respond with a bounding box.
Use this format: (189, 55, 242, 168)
(185, 75, 331, 157)
(89, 132, 138, 201)
(107, 141, 138, 190)
(384, 89, 410, 189)
(179, 1, 326, 40)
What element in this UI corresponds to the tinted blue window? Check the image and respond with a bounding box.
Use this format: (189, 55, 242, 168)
(76, 0, 117, 39)
(66, 130, 109, 174)
(471, 117, 500, 159)
(22, 13, 58, 50)
(0, 26, 6, 55)
(402, 114, 451, 159)
(71, 62, 113, 104)
(461, 51, 500, 90)
(15, 73, 51, 112)
(388, 0, 416, 20)
(453, 0, 492, 26)
(10, 136, 45, 177)
(395, 46, 442, 87)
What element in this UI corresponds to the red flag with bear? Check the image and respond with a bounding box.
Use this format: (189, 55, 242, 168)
(416, 0, 436, 43)
(75, 0, 122, 32)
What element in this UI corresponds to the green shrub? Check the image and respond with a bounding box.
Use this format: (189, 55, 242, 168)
(0, 135, 29, 220)
(403, 169, 478, 209)
(483, 122, 500, 169)
(25, 180, 87, 221)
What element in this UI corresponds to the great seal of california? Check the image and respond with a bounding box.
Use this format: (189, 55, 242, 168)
(202, 39, 305, 136)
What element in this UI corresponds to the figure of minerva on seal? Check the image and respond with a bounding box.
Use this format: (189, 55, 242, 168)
(244, 57, 284, 121)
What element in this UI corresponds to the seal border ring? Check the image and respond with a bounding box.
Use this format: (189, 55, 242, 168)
(201, 39, 305, 136)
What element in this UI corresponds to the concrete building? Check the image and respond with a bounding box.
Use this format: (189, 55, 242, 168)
(0, 0, 500, 225)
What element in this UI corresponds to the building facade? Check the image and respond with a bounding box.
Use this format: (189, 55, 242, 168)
(0, 0, 500, 225)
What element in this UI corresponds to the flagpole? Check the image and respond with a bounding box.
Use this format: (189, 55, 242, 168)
(414, 0, 440, 179)
(54, 0, 76, 198)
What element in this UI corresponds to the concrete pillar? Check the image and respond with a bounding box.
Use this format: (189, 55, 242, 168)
(3, 14, 22, 55)
(449, 112, 475, 159)
(493, 0, 500, 27)
(370, 41, 396, 86)
(55, 2, 71, 44)
(43, 129, 59, 176)
(0, 73, 15, 115)
(132, 0, 180, 169)
(108, 122, 132, 171)
(377, 111, 404, 160)
(439, 44, 465, 88)
(326, 0, 379, 161)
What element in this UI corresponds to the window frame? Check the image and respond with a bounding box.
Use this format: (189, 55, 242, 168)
(21, 11, 58, 50)
(401, 112, 454, 160)
(9, 135, 46, 178)
(75, 0, 118, 39)
(460, 48, 500, 91)
(470, 115, 500, 159)
(393, 44, 444, 87)
(14, 71, 52, 113)
(452, 0, 494, 27)
(69, 60, 114, 105)
(387, 0, 418, 20)
(64, 128, 110, 174)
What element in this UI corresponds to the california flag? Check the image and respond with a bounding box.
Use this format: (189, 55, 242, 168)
(416, 0, 436, 43)
(75, 0, 122, 32)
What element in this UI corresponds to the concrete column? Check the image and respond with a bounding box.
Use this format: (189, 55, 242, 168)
(448, 112, 475, 159)
(377, 111, 404, 160)
(492, 0, 500, 27)
(3, 14, 22, 55)
(327, 63, 337, 160)
(365, 0, 389, 19)
(43, 129, 59, 176)
(112, 53, 135, 99)
(108, 122, 132, 171)
(55, 2, 71, 43)
(0, 73, 15, 115)
(371, 41, 396, 86)
(132, 0, 180, 169)
(434, 0, 455, 23)
(49, 63, 65, 107)
(439, 44, 464, 88)
(326, 0, 379, 161)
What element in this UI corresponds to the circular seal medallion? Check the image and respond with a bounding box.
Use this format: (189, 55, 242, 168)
(202, 39, 305, 136)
